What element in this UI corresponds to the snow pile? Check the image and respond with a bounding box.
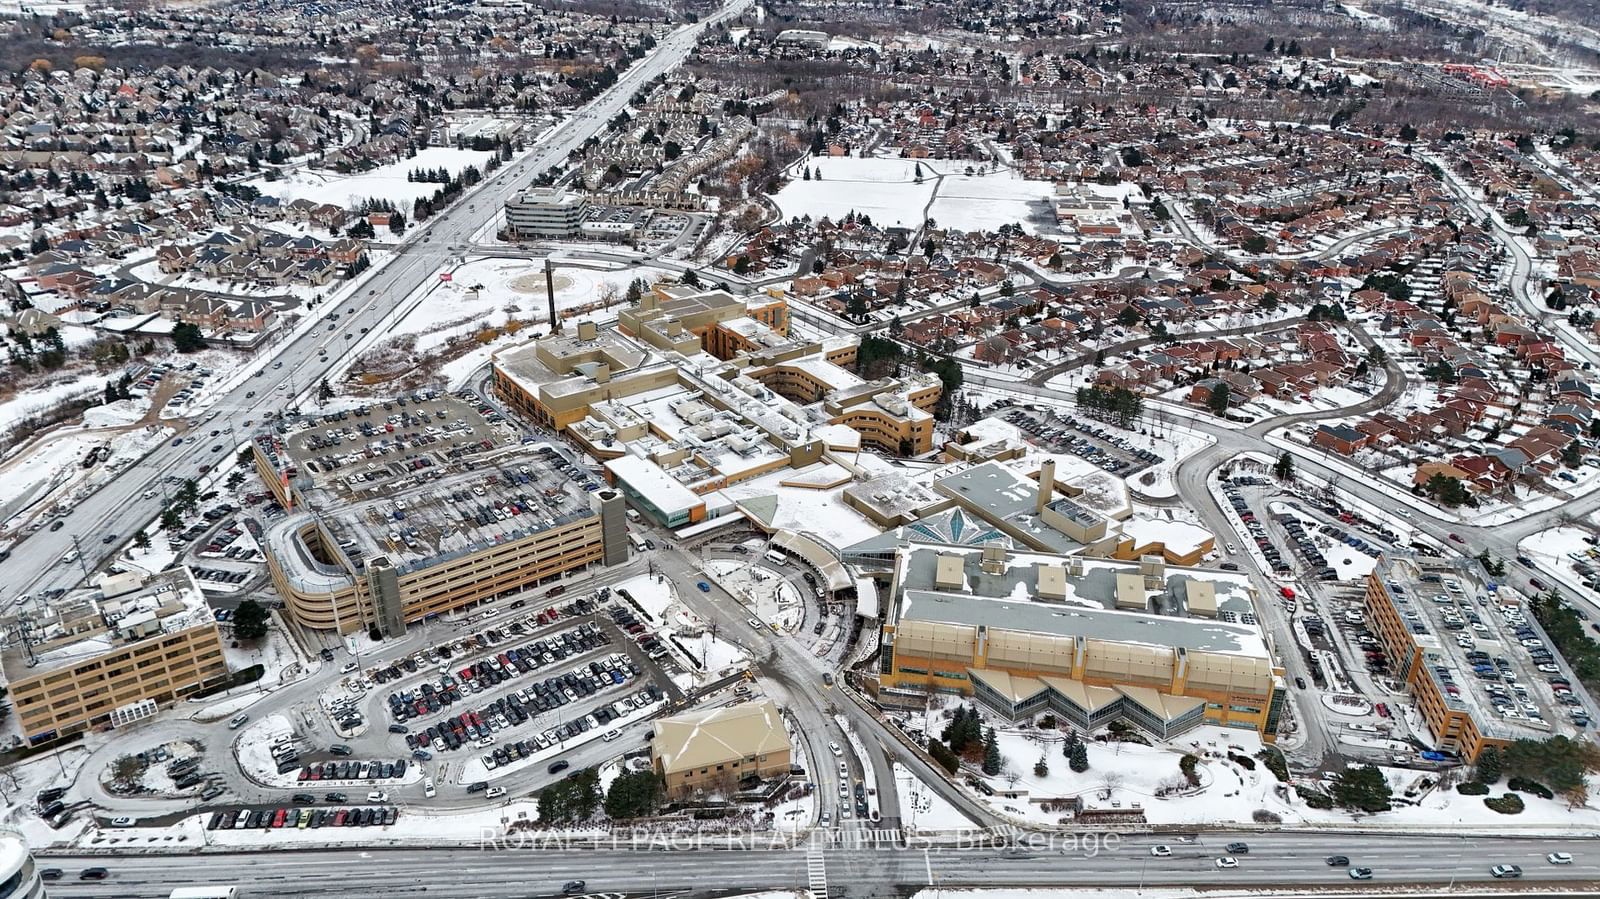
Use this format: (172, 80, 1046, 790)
(81, 398, 147, 428)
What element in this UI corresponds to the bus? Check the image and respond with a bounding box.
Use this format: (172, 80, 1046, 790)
(169, 888, 239, 899)
(629, 532, 647, 552)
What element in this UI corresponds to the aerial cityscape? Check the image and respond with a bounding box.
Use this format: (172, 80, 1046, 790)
(0, 0, 1599, 895)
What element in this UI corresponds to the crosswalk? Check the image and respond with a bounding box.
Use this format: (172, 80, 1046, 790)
(806, 848, 830, 899)
(818, 827, 904, 849)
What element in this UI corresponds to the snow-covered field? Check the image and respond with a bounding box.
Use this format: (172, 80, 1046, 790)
(1520, 526, 1595, 568)
(928, 170, 1054, 235)
(775, 157, 941, 228)
(258, 148, 496, 218)
(390, 258, 673, 353)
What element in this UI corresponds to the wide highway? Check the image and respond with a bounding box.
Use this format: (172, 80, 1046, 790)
(36, 832, 1599, 897)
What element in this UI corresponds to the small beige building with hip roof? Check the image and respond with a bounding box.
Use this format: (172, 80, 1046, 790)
(651, 699, 793, 798)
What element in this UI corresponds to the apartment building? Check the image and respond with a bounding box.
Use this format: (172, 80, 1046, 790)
(0, 569, 229, 746)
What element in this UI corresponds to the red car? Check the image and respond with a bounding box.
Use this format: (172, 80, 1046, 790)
(271, 809, 286, 828)
(1448, 533, 1463, 543)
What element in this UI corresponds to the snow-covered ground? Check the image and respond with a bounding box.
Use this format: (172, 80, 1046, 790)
(389, 258, 674, 352)
(963, 721, 1600, 829)
(704, 559, 804, 634)
(928, 169, 1054, 235)
(1520, 526, 1595, 569)
(0, 374, 105, 433)
(895, 762, 978, 832)
(0, 744, 93, 848)
(257, 148, 497, 219)
(774, 156, 940, 228)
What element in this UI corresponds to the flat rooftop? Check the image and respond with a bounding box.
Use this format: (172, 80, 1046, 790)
(258, 393, 603, 577)
(1, 568, 212, 681)
(1375, 554, 1578, 743)
(935, 461, 1091, 554)
(895, 544, 1266, 656)
(493, 329, 651, 395)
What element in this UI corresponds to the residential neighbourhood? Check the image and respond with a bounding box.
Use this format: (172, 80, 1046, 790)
(3, 0, 1600, 896)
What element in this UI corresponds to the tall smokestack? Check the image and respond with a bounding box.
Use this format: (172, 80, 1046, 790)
(545, 259, 559, 334)
(1036, 459, 1056, 515)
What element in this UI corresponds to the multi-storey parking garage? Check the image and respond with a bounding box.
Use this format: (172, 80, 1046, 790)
(251, 391, 628, 634)
(1364, 553, 1585, 761)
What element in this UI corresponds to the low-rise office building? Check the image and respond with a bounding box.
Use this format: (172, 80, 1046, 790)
(504, 187, 588, 239)
(651, 699, 793, 798)
(0, 568, 229, 746)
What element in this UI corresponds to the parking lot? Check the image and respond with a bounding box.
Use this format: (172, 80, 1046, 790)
(207, 804, 399, 833)
(1003, 408, 1164, 476)
(326, 588, 684, 778)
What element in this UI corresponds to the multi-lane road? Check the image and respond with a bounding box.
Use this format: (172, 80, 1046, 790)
(0, 0, 752, 613)
(36, 832, 1600, 897)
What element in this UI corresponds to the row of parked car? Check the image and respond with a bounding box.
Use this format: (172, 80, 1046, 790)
(481, 684, 664, 772)
(1003, 410, 1162, 475)
(207, 805, 398, 831)
(1221, 484, 1293, 578)
(387, 622, 611, 726)
(193, 566, 249, 586)
(423, 653, 640, 755)
(606, 603, 670, 660)
(296, 758, 409, 783)
(1497, 605, 1589, 727)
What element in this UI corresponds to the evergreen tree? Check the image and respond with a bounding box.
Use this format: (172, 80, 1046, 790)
(1330, 765, 1391, 813)
(233, 598, 270, 641)
(1273, 452, 1294, 481)
(1069, 741, 1089, 773)
(981, 727, 1002, 776)
(1207, 382, 1231, 415)
(1474, 745, 1502, 784)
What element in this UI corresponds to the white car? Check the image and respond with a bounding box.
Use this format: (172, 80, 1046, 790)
(828, 741, 842, 756)
(839, 783, 849, 797)
(423, 778, 436, 799)
(1548, 852, 1574, 865)
(1215, 857, 1238, 869)
(477, 736, 495, 748)
(485, 787, 507, 799)
(110, 817, 135, 828)
(602, 730, 621, 742)
(228, 713, 249, 730)
(1150, 845, 1171, 857)
(367, 791, 389, 803)
(340, 661, 358, 674)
